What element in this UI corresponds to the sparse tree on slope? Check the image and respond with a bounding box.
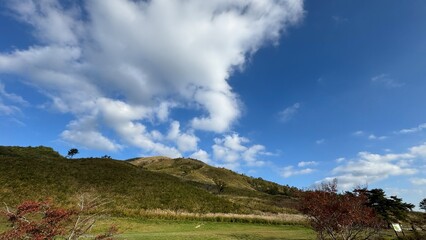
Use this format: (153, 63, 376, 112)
(420, 198, 426, 212)
(213, 178, 226, 194)
(67, 148, 79, 158)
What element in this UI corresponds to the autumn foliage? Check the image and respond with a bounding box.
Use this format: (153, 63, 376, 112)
(298, 180, 383, 240)
(0, 200, 73, 240)
(0, 195, 117, 240)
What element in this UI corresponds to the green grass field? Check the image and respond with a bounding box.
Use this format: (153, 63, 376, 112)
(88, 218, 423, 240)
(0, 217, 315, 240)
(92, 218, 316, 240)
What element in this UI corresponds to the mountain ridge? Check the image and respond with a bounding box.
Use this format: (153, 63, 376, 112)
(0, 146, 299, 216)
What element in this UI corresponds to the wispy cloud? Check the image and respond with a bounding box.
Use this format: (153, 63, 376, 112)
(315, 139, 325, 145)
(0, 83, 29, 106)
(368, 134, 388, 140)
(0, 103, 20, 116)
(396, 123, 426, 134)
(298, 161, 318, 167)
(278, 103, 301, 122)
(411, 178, 426, 185)
(352, 130, 387, 140)
(332, 15, 348, 25)
(281, 166, 315, 178)
(371, 74, 404, 88)
(281, 161, 318, 178)
(0, 82, 28, 116)
(352, 130, 365, 136)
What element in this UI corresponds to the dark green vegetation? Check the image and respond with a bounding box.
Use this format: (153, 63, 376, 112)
(356, 188, 415, 224)
(0, 146, 299, 216)
(420, 198, 426, 212)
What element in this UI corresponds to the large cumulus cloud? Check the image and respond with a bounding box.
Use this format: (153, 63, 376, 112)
(0, 0, 303, 159)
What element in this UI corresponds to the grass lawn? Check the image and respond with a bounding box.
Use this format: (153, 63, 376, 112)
(0, 218, 7, 234)
(0, 213, 314, 239)
(90, 217, 315, 240)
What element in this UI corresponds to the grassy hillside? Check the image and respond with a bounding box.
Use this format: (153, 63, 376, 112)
(129, 157, 300, 213)
(0, 146, 238, 215)
(0, 146, 300, 217)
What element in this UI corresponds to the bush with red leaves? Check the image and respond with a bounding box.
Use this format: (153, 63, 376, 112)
(0, 200, 74, 240)
(298, 180, 383, 240)
(0, 195, 117, 240)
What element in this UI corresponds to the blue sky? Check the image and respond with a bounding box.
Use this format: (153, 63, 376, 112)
(0, 0, 425, 208)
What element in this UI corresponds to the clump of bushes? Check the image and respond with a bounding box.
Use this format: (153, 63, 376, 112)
(0, 194, 117, 240)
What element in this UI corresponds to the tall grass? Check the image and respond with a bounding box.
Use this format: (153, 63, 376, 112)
(117, 209, 308, 225)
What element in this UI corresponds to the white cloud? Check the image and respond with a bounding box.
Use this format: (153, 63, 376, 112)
(167, 121, 199, 153)
(352, 130, 365, 136)
(189, 149, 211, 163)
(243, 145, 267, 167)
(411, 178, 426, 185)
(281, 166, 314, 178)
(0, 82, 28, 106)
(396, 123, 426, 134)
(368, 134, 387, 140)
(281, 161, 318, 178)
(0, 0, 304, 154)
(60, 116, 122, 152)
(212, 133, 267, 168)
(298, 161, 318, 167)
(322, 143, 426, 190)
(278, 102, 301, 122)
(353, 130, 387, 140)
(0, 82, 28, 116)
(0, 103, 20, 116)
(371, 74, 404, 88)
(7, 0, 83, 45)
(315, 139, 325, 145)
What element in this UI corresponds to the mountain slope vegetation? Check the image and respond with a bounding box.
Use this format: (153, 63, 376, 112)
(0, 146, 299, 216)
(0, 146, 237, 214)
(129, 156, 300, 213)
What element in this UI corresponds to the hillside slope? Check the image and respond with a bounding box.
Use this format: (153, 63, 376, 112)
(129, 157, 300, 213)
(0, 146, 238, 215)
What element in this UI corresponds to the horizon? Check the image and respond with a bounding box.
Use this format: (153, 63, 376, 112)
(0, 0, 425, 209)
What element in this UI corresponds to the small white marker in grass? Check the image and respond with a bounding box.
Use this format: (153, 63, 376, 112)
(195, 223, 205, 228)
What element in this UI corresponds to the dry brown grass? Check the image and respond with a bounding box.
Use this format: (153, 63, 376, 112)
(134, 209, 308, 225)
(128, 156, 172, 166)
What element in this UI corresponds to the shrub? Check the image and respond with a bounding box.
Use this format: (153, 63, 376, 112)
(298, 180, 383, 240)
(0, 194, 117, 240)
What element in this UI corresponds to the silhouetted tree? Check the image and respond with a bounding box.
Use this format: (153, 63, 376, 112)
(420, 198, 426, 212)
(67, 148, 79, 158)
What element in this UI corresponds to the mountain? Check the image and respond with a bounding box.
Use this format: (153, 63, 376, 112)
(128, 156, 300, 213)
(0, 146, 299, 216)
